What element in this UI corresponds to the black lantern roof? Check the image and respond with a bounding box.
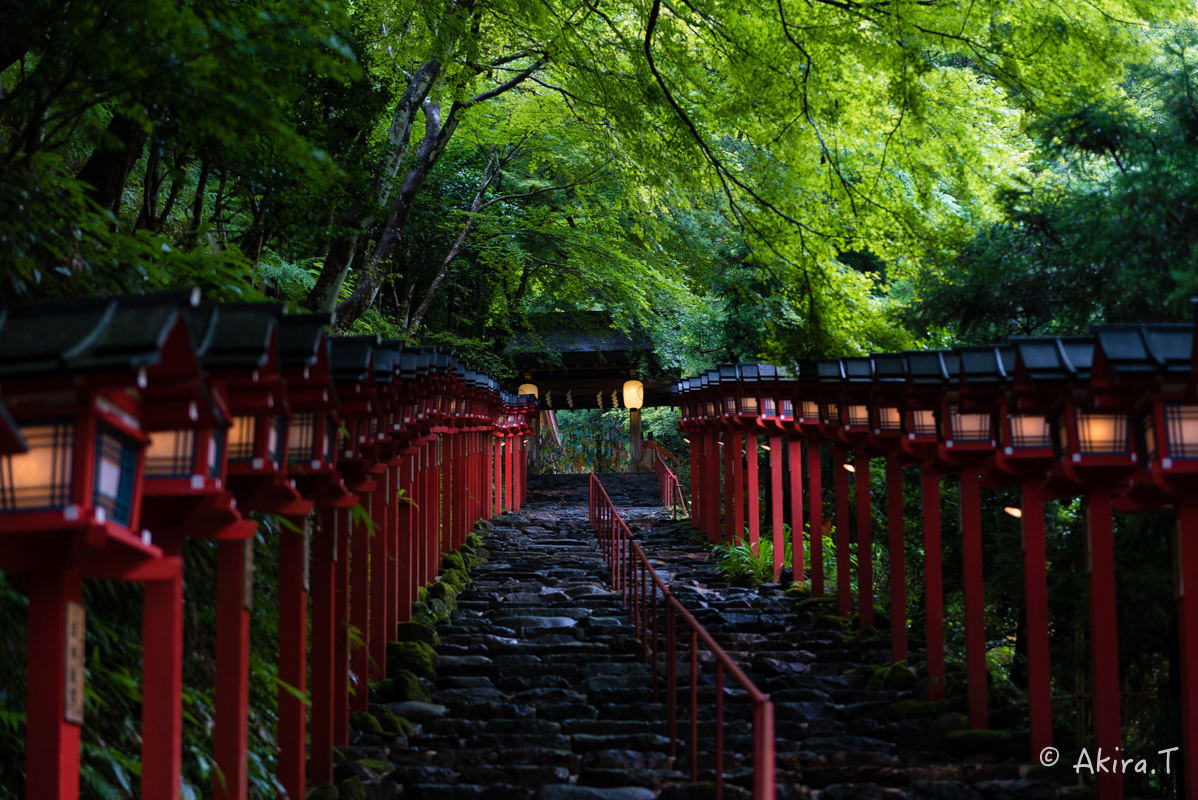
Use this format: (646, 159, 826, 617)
(816, 359, 844, 383)
(372, 341, 402, 386)
(904, 350, 958, 384)
(956, 345, 1016, 383)
(842, 357, 873, 383)
(277, 314, 331, 369)
(189, 303, 280, 370)
(738, 363, 760, 383)
(330, 335, 379, 384)
(0, 291, 201, 380)
(872, 352, 908, 382)
(1091, 324, 1192, 375)
(1012, 336, 1094, 381)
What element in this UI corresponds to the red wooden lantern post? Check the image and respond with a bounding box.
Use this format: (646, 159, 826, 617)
(368, 342, 405, 687)
(1026, 335, 1135, 800)
(504, 394, 516, 514)
(277, 315, 361, 800)
(959, 343, 1056, 757)
(716, 365, 745, 544)
(753, 365, 793, 580)
(137, 299, 265, 800)
(396, 349, 426, 615)
(813, 359, 856, 617)
(516, 393, 536, 509)
(867, 353, 912, 662)
(901, 350, 957, 703)
(833, 357, 878, 628)
(766, 368, 805, 582)
(794, 366, 827, 596)
(209, 305, 311, 800)
(0, 296, 196, 800)
(728, 364, 763, 550)
(935, 351, 999, 731)
(320, 334, 380, 783)
(1100, 320, 1198, 799)
(675, 379, 702, 531)
(699, 372, 724, 541)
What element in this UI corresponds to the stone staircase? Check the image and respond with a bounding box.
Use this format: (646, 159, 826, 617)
(326, 473, 1070, 800)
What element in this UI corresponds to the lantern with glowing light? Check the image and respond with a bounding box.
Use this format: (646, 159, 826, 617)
(1088, 319, 1198, 796)
(1013, 334, 1132, 800)
(0, 293, 209, 800)
(622, 379, 644, 411)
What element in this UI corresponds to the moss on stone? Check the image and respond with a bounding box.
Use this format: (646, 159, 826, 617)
(308, 784, 338, 800)
(440, 551, 467, 574)
(427, 579, 458, 603)
(348, 710, 382, 734)
(337, 776, 367, 800)
(428, 595, 454, 618)
(357, 759, 393, 775)
(812, 613, 850, 631)
(393, 620, 439, 645)
(386, 640, 438, 680)
(795, 596, 839, 616)
(882, 662, 918, 691)
(370, 669, 431, 704)
(438, 568, 468, 593)
(370, 704, 404, 735)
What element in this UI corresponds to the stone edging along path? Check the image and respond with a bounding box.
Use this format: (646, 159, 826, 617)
(319, 473, 1071, 800)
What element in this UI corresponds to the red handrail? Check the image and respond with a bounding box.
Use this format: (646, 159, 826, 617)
(588, 474, 775, 799)
(652, 448, 691, 520)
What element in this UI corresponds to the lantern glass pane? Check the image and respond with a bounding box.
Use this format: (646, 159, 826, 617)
(801, 400, 819, 420)
(761, 397, 776, 416)
(1075, 411, 1128, 454)
(94, 425, 137, 526)
(1164, 404, 1198, 459)
(289, 412, 316, 459)
(1008, 415, 1051, 449)
(949, 405, 991, 441)
(845, 405, 869, 427)
(740, 395, 759, 415)
(227, 416, 256, 461)
(877, 407, 901, 431)
(0, 421, 74, 512)
(909, 409, 937, 436)
(725, 396, 736, 413)
(823, 404, 839, 423)
(1141, 413, 1158, 463)
(145, 429, 196, 477)
(779, 399, 794, 419)
(705, 402, 716, 418)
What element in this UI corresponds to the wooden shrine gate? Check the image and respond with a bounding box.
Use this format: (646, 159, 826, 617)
(0, 292, 533, 800)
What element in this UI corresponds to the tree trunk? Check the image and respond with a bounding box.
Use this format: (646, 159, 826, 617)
(336, 101, 461, 326)
(187, 159, 210, 246)
(303, 60, 441, 316)
(76, 113, 149, 213)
